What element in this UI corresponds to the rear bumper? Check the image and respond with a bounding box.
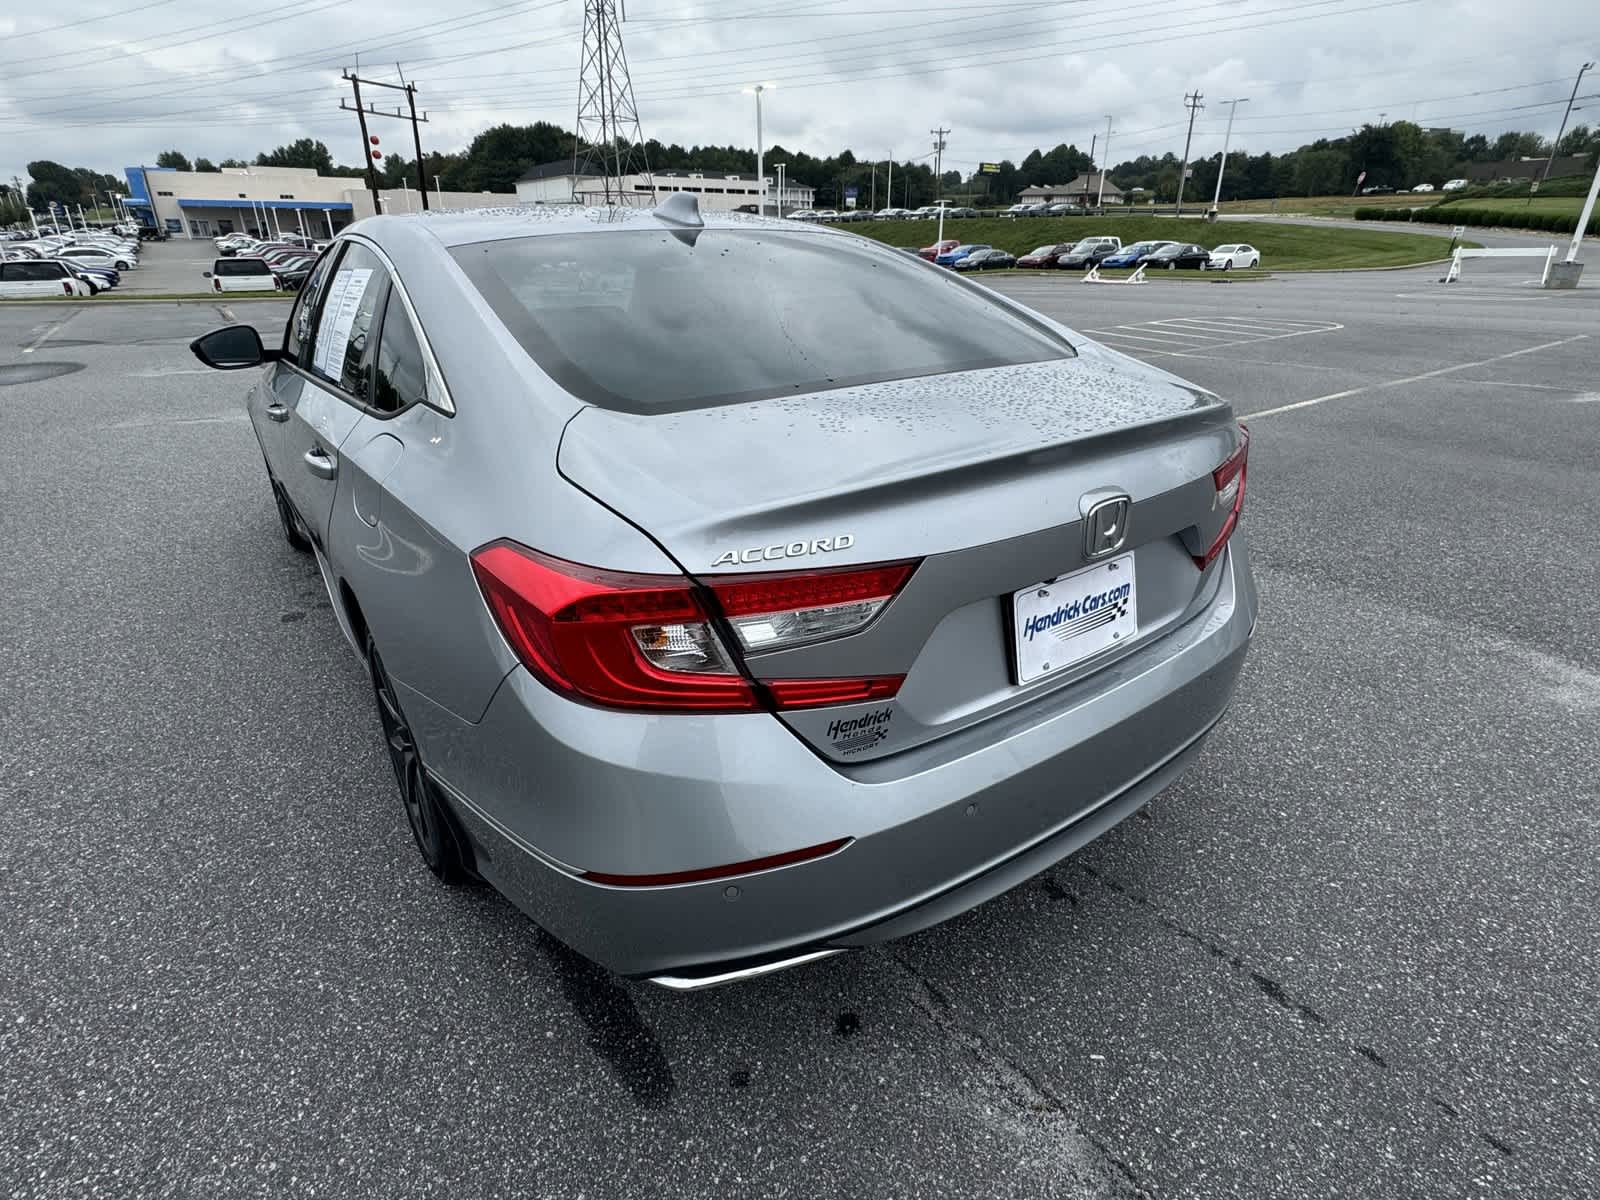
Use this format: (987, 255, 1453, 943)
(407, 541, 1259, 980)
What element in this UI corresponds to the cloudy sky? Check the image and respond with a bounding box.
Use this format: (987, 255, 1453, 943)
(1, 0, 1595, 191)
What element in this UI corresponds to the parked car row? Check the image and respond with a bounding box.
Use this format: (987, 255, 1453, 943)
(1004, 201, 1091, 218)
(207, 233, 325, 292)
(0, 227, 142, 297)
(787, 205, 979, 223)
(917, 235, 1263, 272)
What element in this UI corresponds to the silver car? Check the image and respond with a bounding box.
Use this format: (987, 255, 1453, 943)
(191, 198, 1258, 989)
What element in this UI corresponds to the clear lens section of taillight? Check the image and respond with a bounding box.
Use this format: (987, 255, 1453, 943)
(709, 562, 918, 653)
(1195, 425, 1249, 570)
(630, 621, 736, 674)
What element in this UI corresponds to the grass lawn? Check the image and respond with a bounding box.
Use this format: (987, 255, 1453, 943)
(845, 215, 1459, 270)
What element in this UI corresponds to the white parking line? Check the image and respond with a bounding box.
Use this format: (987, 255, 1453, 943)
(1249, 334, 1590, 419)
(1089, 326, 1221, 343)
(22, 313, 76, 355)
(1154, 317, 1334, 335)
(1091, 320, 1345, 358)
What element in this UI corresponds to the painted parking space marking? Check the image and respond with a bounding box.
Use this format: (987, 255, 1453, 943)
(1087, 316, 1343, 358)
(1249, 334, 1589, 419)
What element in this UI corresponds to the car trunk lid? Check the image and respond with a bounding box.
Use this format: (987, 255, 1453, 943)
(558, 343, 1242, 762)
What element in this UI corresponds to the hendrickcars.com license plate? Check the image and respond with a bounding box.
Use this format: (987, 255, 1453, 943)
(1011, 554, 1137, 685)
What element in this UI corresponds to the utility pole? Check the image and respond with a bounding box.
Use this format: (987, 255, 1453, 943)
(1210, 98, 1249, 214)
(399, 65, 430, 209)
(775, 161, 786, 214)
(931, 126, 950, 244)
(886, 156, 893, 211)
(1096, 116, 1113, 210)
(1176, 90, 1204, 216)
(870, 162, 876, 211)
(342, 67, 432, 217)
(1542, 61, 1595, 190)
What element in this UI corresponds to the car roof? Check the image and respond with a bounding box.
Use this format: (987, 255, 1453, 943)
(359, 204, 843, 253)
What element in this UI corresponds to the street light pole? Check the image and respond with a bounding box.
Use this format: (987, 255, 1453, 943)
(743, 83, 775, 216)
(1543, 61, 1595, 189)
(1210, 98, 1249, 213)
(886, 156, 893, 213)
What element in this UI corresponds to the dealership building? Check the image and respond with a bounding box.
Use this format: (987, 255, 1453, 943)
(121, 164, 516, 239)
(515, 162, 814, 213)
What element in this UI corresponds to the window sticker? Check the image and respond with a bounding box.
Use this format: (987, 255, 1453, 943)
(312, 267, 374, 378)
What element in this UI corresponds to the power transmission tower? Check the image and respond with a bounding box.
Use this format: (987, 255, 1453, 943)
(1176, 91, 1203, 216)
(342, 67, 432, 215)
(573, 0, 655, 205)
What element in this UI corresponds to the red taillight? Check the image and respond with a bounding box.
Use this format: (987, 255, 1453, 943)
(471, 541, 756, 712)
(470, 543, 919, 713)
(62, 281, 73, 295)
(1195, 425, 1249, 569)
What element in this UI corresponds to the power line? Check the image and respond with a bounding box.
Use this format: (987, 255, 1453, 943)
(5, 0, 185, 42)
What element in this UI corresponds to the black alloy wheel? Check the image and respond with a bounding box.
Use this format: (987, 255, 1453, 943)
(368, 640, 468, 883)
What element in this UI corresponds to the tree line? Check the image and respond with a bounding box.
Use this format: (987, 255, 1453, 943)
(20, 117, 1600, 217)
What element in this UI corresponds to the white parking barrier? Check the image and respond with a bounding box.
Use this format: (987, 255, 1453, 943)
(1083, 263, 1148, 285)
(1440, 245, 1558, 285)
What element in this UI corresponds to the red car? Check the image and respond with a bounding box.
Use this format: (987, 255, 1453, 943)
(918, 239, 959, 261)
(1016, 243, 1073, 269)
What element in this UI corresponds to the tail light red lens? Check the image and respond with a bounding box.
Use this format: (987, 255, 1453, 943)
(471, 542, 756, 712)
(1195, 425, 1249, 570)
(471, 543, 919, 714)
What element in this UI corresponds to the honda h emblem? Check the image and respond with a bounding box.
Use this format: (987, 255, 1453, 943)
(1083, 495, 1130, 559)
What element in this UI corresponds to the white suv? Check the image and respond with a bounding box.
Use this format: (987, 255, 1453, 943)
(0, 259, 93, 297)
(206, 256, 280, 292)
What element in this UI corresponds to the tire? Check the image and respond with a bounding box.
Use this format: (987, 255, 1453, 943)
(1223, 261, 1232, 271)
(368, 639, 470, 883)
(116, 261, 130, 270)
(270, 478, 313, 552)
(1166, 262, 1175, 270)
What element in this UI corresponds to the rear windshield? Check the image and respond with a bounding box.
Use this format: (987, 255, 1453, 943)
(450, 228, 1073, 412)
(215, 258, 271, 276)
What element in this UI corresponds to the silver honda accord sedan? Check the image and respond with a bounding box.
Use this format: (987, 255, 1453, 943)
(191, 196, 1258, 989)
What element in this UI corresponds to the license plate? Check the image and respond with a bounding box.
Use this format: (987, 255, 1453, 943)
(1011, 554, 1137, 685)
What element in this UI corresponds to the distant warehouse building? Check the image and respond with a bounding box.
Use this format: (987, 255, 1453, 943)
(122, 164, 517, 240)
(515, 161, 814, 212)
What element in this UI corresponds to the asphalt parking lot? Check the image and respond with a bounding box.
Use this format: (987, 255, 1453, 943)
(3, 261, 1597, 1199)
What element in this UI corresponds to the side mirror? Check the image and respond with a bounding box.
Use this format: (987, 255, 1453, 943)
(202, 270, 212, 278)
(190, 325, 280, 371)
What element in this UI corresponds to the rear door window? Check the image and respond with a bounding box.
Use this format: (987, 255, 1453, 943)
(370, 291, 427, 414)
(451, 229, 1073, 413)
(215, 258, 271, 276)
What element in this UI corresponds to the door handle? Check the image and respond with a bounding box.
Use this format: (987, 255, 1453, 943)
(303, 446, 338, 480)
(264, 402, 290, 422)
